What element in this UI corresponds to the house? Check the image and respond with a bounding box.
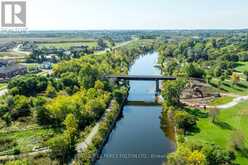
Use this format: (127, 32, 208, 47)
(41, 62, 53, 69)
(0, 42, 17, 52)
(19, 41, 37, 51)
(0, 60, 15, 67)
(0, 64, 27, 80)
(0, 60, 9, 67)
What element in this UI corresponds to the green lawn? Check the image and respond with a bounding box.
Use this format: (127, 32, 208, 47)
(210, 78, 248, 95)
(235, 62, 248, 73)
(209, 96, 234, 106)
(38, 41, 97, 49)
(187, 101, 248, 164)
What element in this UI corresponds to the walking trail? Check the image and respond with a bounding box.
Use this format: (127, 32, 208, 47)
(210, 95, 248, 109)
(0, 100, 114, 162)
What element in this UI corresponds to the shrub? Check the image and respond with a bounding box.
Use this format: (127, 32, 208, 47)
(185, 63, 206, 78)
(230, 130, 246, 151)
(174, 111, 198, 133)
(0, 137, 17, 152)
(5, 159, 29, 165)
(13, 147, 21, 155)
(47, 134, 70, 161)
(202, 143, 235, 165)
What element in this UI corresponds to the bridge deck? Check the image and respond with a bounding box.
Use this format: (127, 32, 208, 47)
(106, 75, 176, 81)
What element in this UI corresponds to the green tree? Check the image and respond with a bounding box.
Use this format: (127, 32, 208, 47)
(11, 95, 30, 120)
(36, 107, 53, 126)
(45, 95, 79, 125)
(97, 38, 107, 48)
(8, 75, 48, 96)
(64, 114, 78, 146)
(162, 79, 186, 106)
(45, 82, 57, 98)
(47, 134, 70, 162)
(202, 143, 235, 165)
(174, 111, 197, 133)
(188, 150, 206, 165)
(208, 107, 220, 123)
(94, 80, 105, 90)
(167, 145, 206, 165)
(185, 63, 205, 78)
(231, 72, 240, 86)
(243, 71, 248, 81)
(230, 130, 246, 151)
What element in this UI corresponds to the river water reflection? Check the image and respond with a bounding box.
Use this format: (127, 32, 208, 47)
(95, 52, 175, 165)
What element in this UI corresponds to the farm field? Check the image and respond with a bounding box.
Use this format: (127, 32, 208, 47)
(37, 40, 97, 49)
(0, 52, 28, 60)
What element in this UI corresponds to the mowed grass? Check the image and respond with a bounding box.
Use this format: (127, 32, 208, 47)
(38, 41, 97, 49)
(235, 62, 248, 73)
(187, 101, 248, 164)
(209, 96, 234, 106)
(210, 78, 248, 95)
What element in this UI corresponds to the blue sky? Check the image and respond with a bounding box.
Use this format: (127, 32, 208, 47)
(27, 0, 248, 30)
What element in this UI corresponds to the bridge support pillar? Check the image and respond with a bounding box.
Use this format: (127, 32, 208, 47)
(155, 80, 160, 96)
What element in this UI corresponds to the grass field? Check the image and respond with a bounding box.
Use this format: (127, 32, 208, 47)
(209, 96, 234, 106)
(0, 52, 28, 60)
(235, 62, 248, 73)
(187, 101, 248, 164)
(37, 41, 97, 49)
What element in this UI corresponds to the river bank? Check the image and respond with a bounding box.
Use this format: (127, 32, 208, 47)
(95, 52, 175, 165)
(74, 91, 128, 165)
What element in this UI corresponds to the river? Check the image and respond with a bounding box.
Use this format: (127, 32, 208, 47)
(95, 52, 175, 165)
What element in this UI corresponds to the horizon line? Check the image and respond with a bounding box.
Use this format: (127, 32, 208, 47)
(2, 28, 248, 32)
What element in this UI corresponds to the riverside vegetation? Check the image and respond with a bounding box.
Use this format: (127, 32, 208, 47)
(157, 34, 248, 164)
(0, 39, 154, 164)
(2, 30, 248, 164)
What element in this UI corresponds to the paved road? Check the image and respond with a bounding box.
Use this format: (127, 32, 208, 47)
(76, 122, 100, 152)
(12, 44, 31, 55)
(215, 96, 248, 109)
(76, 104, 112, 152)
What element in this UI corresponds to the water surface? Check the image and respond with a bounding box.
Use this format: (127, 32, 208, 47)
(96, 52, 175, 165)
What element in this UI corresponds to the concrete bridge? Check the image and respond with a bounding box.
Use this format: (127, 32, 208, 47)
(106, 75, 176, 96)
